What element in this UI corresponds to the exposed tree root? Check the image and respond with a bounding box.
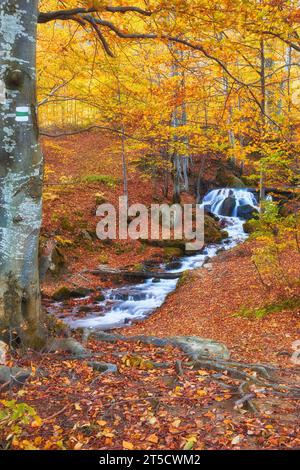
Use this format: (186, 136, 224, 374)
(191, 358, 300, 400)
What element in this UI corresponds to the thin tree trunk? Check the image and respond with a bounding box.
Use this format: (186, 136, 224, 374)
(0, 0, 45, 348)
(117, 79, 128, 202)
(196, 154, 207, 203)
(259, 38, 266, 209)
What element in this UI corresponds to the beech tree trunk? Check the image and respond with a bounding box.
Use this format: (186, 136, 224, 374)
(0, 1, 45, 348)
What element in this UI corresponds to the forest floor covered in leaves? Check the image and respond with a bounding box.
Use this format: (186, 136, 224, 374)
(1, 132, 299, 450)
(1, 326, 300, 450)
(123, 241, 300, 366)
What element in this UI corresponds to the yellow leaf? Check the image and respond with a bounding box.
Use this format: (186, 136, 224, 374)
(123, 441, 134, 450)
(196, 389, 207, 397)
(183, 435, 197, 450)
(172, 418, 181, 428)
(97, 420, 107, 426)
(32, 415, 43, 427)
(74, 442, 83, 450)
(102, 428, 114, 438)
(74, 403, 82, 411)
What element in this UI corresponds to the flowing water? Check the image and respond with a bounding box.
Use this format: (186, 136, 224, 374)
(49, 188, 258, 331)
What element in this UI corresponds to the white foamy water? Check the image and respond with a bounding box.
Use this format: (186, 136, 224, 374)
(50, 188, 258, 330)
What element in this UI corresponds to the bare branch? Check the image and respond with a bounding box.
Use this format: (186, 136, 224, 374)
(38, 5, 152, 24)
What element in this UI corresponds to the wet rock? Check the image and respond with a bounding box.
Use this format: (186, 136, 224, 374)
(78, 305, 94, 313)
(243, 220, 256, 234)
(108, 289, 148, 301)
(165, 260, 182, 271)
(0, 366, 31, 387)
(237, 204, 258, 221)
(94, 294, 105, 302)
(52, 287, 72, 301)
(219, 196, 236, 216)
(144, 239, 185, 254)
(163, 247, 184, 259)
(70, 287, 93, 298)
(142, 259, 161, 268)
(52, 286, 92, 301)
(204, 215, 227, 243)
(204, 210, 219, 221)
(88, 361, 117, 374)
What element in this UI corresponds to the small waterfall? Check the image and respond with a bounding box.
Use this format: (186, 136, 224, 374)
(49, 187, 256, 330)
(202, 188, 258, 217)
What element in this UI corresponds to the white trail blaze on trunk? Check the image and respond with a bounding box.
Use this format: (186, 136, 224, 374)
(0, 0, 45, 347)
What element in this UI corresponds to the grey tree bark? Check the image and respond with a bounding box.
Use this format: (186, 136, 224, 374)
(0, 1, 45, 348)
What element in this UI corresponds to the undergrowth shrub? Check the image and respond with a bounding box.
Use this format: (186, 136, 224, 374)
(83, 174, 120, 188)
(0, 400, 42, 450)
(248, 201, 300, 287)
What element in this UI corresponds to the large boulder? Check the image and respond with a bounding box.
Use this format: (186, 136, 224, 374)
(237, 204, 258, 220)
(216, 168, 245, 188)
(243, 220, 256, 234)
(204, 215, 228, 243)
(0, 366, 31, 387)
(52, 286, 92, 301)
(219, 196, 236, 216)
(170, 336, 230, 360)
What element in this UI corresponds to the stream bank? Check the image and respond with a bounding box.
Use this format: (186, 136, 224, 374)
(47, 188, 260, 332)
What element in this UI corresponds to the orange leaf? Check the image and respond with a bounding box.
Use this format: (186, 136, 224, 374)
(147, 433, 159, 444)
(123, 441, 134, 450)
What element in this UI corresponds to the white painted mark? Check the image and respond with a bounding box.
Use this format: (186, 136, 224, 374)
(16, 105, 30, 122)
(0, 79, 6, 104)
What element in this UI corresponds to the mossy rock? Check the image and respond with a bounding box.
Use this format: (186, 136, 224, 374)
(243, 220, 256, 234)
(177, 270, 191, 287)
(71, 287, 93, 298)
(216, 168, 245, 188)
(144, 239, 186, 252)
(52, 286, 72, 301)
(204, 215, 227, 243)
(163, 247, 184, 260)
(95, 192, 106, 205)
(52, 286, 92, 301)
(94, 294, 105, 302)
(230, 175, 246, 188)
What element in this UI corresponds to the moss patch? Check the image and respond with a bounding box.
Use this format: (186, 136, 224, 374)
(204, 215, 227, 243)
(163, 247, 184, 260)
(83, 174, 120, 188)
(234, 296, 300, 319)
